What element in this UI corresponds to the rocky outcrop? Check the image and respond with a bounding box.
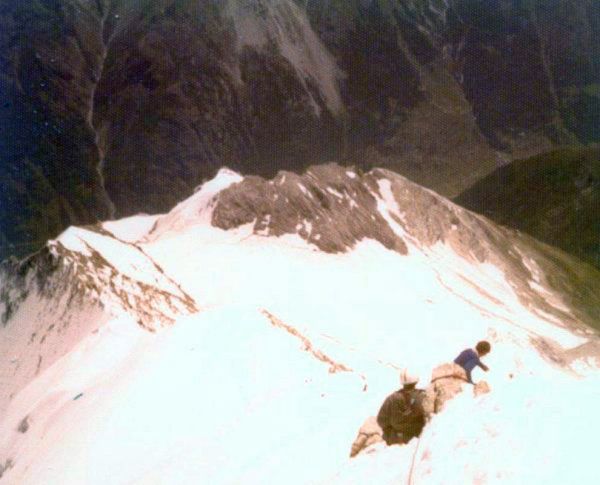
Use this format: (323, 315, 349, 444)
(2, 0, 600, 259)
(349, 416, 384, 458)
(262, 310, 353, 373)
(429, 363, 469, 413)
(349, 368, 490, 458)
(0, 224, 199, 417)
(212, 164, 408, 254)
(0, 227, 198, 330)
(205, 163, 600, 331)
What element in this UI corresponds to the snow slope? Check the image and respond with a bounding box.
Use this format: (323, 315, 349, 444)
(0, 167, 599, 484)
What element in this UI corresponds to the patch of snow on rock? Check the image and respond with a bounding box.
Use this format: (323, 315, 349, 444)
(227, 0, 344, 116)
(147, 168, 243, 240)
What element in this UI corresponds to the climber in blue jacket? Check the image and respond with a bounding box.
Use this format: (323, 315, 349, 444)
(454, 341, 491, 383)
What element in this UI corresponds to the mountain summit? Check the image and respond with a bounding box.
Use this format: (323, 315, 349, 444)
(2, 0, 600, 257)
(1, 164, 599, 483)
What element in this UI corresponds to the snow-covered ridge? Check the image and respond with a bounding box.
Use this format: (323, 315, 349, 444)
(139, 163, 600, 335)
(2, 226, 197, 331)
(146, 167, 243, 241)
(1, 163, 599, 484)
(171, 163, 596, 333)
(0, 225, 198, 417)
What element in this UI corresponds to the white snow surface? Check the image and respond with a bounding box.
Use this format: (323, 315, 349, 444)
(56, 226, 183, 298)
(145, 168, 243, 240)
(1, 172, 599, 484)
(102, 214, 159, 243)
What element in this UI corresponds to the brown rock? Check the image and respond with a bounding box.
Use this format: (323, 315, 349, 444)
(429, 363, 469, 413)
(349, 416, 383, 458)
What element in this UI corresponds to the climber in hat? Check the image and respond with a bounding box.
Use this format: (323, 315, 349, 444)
(376, 369, 428, 446)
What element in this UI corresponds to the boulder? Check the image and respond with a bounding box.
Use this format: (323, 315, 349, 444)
(429, 363, 469, 413)
(349, 416, 384, 458)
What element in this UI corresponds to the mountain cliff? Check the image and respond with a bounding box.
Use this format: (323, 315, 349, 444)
(2, 0, 600, 259)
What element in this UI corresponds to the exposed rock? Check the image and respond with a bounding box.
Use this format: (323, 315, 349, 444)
(0, 458, 14, 479)
(206, 162, 600, 331)
(349, 416, 384, 458)
(0, 228, 198, 331)
(0, 225, 199, 417)
(212, 164, 408, 254)
(2, 0, 600, 259)
(349, 367, 491, 458)
(262, 310, 352, 374)
(474, 380, 491, 397)
(17, 415, 30, 433)
(429, 363, 470, 413)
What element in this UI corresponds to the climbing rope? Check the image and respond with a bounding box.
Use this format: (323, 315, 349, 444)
(407, 435, 422, 485)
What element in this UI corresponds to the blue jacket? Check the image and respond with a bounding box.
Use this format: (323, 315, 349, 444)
(454, 348, 485, 383)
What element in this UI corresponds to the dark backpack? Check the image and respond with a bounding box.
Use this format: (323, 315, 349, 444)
(401, 389, 426, 420)
(378, 388, 425, 429)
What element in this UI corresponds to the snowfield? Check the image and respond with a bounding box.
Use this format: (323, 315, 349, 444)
(1, 168, 599, 484)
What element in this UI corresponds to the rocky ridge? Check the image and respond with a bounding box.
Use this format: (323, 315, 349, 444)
(1, 227, 197, 331)
(0, 158, 599, 483)
(2, 0, 600, 258)
(0, 225, 198, 414)
(207, 163, 600, 331)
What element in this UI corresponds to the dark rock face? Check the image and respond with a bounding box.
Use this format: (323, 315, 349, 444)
(2, 0, 600, 259)
(447, 0, 598, 149)
(212, 164, 408, 254)
(0, 0, 114, 258)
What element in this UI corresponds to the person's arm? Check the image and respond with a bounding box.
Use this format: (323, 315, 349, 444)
(476, 356, 489, 372)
